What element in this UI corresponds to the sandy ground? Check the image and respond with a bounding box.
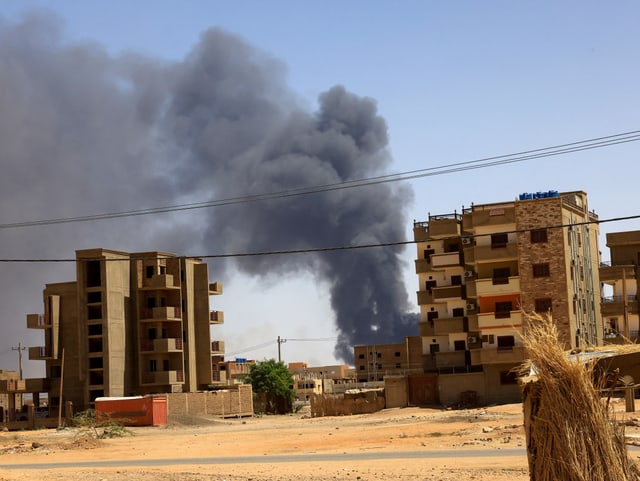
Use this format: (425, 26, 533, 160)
(2, 399, 640, 480)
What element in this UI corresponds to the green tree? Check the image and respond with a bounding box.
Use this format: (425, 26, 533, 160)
(245, 359, 295, 414)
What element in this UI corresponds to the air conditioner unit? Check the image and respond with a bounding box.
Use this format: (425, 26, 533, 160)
(464, 270, 475, 278)
(467, 336, 477, 344)
(466, 303, 476, 311)
(462, 237, 472, 245)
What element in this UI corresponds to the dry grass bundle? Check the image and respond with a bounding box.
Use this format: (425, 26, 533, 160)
(520, 312, 640, 481)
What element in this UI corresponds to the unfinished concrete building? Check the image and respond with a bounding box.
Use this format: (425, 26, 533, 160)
(26, 248, 224, 411)
(414, 190, 602, 405)
(600, 230, 640, 342)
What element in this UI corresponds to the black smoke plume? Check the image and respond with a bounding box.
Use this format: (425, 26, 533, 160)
(0, 14, 417, 366)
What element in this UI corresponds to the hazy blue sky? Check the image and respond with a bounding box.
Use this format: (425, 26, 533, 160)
(1, 2, 639, 374)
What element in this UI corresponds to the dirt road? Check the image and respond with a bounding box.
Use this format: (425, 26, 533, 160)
(1, 400, 637, 480)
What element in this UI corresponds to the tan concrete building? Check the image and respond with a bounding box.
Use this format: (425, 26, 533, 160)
(600, 230, 640, 342)
(414, 190, 602, 405)
(353, 337, 423, 383)
(26, 248, 224, 410)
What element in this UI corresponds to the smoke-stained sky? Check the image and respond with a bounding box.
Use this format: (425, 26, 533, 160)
(0, 12, 417, 370)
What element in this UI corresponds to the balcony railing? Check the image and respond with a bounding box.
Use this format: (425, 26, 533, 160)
(464, 243, 518, 263)
(432, 285, 464, 301)
(141, 370, 184, 385)
(209, 282, 223, 295)
(28, 346, 53, 360)
(140, 338, 183, 352)
(602, 295, 638, 303)
(209, 310, 224, 324)
(475, 276, 520, 296)
(140, 306, 181, 321)
(431, 252, 462, 268)
(477, 311, 523, 329)
(211, 340, 225, 353)
(142, 274, 179, 289)
(27, 313, 49, 329)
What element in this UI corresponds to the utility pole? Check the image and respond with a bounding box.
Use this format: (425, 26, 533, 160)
(277, 336, 287, 363)
(11, 342, 25, 379)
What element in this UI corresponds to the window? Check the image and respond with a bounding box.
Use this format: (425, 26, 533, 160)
(491, 233, 508, 248)
(87, 305, 102, 320)
(146, 265, 155, 278)
(395, 352, 401, 357)
(149, 359, 157, 372)
(429, 344, 440, 354)
(452, 307, 464, 317)
(88, 324, 103, 336)
(88, 338, 103, 353)
(454, 340, 466, 351)
(87, 291, 102, 303)
(359, 365, 365, 370)
(531, 229, 548, 243)
(425, 280, 437, 292)
(358, 353, 365, 359)
(497, 336, 515, 351)
(533, 263, 550, 278)
(147, 297, 157, 309)
(395, 363, 401, 369)
(535, 298, 552, 313)
(89, 357, 103, 369)
(427, 311, 439, 321)
(492, 267, 510, 285)
(86, 260, 101, 287)
(495, 301, 513, 318)
(451, 275, 462, 286)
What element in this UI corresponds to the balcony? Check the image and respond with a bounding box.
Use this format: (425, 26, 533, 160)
(601, 296, 639, 316)
(140, 306, 182, 321)
(477, 311, 523, 329)
(432, 285, 464, 301)
(27, 314, 49, 329)
(435, 350, 467, 370)
(209, 282, 223, 295)
(431, 251, 462, 268)
(413, 223, 429, 242)
(28, 346, 53, 360)
(462, 205, 515, 230)
(464, 243, 518, 264)
(211, 340, 225, 354)
(140, 338, 183, 353)
(141, 370, 184, 385)
(142, 274, 179, 290)
(415, 258, 431, 274)
(470, 345, 526, 365)
(599, 265, 636, 283)
(427, 217, 461, 238)
(475, 276, 520, 296)
(433, 317, 466, 335)
(209, 310, 224, 324)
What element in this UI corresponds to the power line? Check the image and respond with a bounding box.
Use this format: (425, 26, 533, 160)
(1, 129, 639, 230)
(0, 213, 639, 263)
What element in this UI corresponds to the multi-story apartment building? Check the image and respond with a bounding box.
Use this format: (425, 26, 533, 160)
(414, 191, 602, 405)
(600, 231, 640, 342)
(26, 248, 224, 410)
(353, 337, 423, 383)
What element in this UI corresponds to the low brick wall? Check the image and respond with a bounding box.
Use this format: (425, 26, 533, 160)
(310, 389, 385, 417)
(165, 385, 253, 419)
